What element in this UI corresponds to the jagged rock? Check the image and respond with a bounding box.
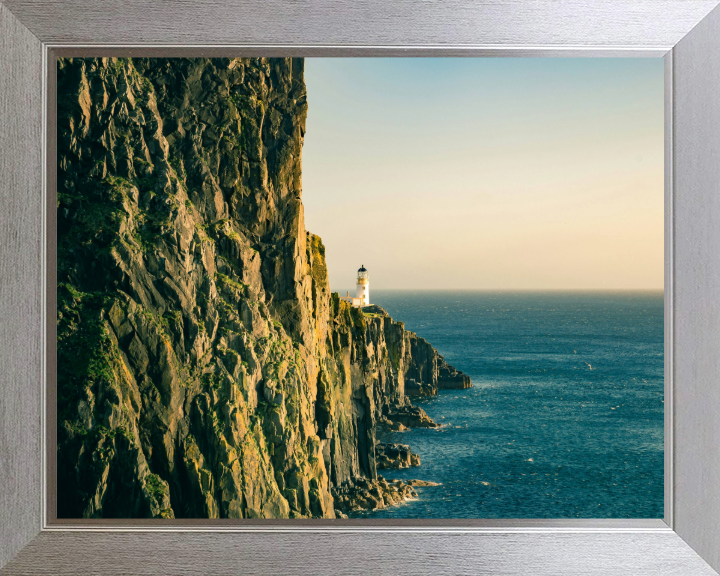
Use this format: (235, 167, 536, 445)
(377, 418, 407, 432)
(404, 378, 438, 398)
(55, 56, 467, 519)
(387, 405, 440, 429)
(407, 479, 440, 487)
(438, 356, 472, 389)
(375, 442, 420, 469)
(331, 476, 418, 513)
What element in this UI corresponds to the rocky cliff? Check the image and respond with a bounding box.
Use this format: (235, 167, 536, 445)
(56, 57, 470, 519)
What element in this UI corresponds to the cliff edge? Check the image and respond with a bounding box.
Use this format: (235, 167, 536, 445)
(56, 57, 470, 519)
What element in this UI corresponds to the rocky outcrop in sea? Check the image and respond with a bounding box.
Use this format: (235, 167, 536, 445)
(438, 358, 472, 389)
(375, 442, 420, 469)
(331, 476, 418, 515)
(56, 56, 470, 519)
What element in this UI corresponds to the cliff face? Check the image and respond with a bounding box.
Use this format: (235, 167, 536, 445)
(56, 57, 469, 519)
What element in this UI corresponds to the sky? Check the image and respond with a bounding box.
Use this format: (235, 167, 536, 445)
(301, 58, 664, 291)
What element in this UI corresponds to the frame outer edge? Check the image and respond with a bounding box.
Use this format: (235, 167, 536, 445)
(671, 3, 720, 573)
(2, 0, 720, 47)
(1, 0, 719, 574)
(0, 1, 44, 570)
(664, 49, 675, 530)
(2, 531, 720, 576)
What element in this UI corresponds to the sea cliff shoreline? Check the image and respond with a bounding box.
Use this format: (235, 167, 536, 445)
(56, 56, 470, 519)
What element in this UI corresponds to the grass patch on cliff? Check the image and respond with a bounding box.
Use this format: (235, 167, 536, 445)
(145, 473, 166, 500)
(349, 306, 367, 332)
(58, 169, 177, 272)
(307, 234, 328, 287)
(108, 57, 130, 74)
(57, 177, 130, 275)
(194, 223, 214, 245)
(215, 272, 248, 295)
(137, 307, 172, 340)
(57, 285, 122, 427)
(201, 369, 222, 392)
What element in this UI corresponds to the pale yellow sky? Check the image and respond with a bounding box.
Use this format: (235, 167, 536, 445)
(302, 58, 664, 290)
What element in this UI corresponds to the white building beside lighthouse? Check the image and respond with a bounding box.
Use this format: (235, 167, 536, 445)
(340, 265, 370, 308)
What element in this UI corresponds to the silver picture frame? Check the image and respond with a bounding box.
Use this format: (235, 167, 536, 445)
(2, 1, 720, 573)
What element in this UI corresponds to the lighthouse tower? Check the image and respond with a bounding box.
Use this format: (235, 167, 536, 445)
(356, 265, 370, 306)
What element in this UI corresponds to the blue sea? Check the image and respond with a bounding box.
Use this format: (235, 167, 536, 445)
(360, 290, 664, 519)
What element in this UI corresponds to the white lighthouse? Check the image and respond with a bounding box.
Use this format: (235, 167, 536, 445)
(356, 265, 370, 306)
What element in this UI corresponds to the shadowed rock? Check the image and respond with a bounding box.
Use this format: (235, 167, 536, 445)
(437, 356, 472, 389)
(404, 378, 438, 397)
(376, 442, 420, 469)
(331, 476, 417, 513)
(387, 405, 440, 429)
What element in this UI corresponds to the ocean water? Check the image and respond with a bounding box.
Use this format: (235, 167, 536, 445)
(359, 290, 664, 519)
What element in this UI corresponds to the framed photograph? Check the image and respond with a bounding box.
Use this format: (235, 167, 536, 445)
(2, 1, 720, 574)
